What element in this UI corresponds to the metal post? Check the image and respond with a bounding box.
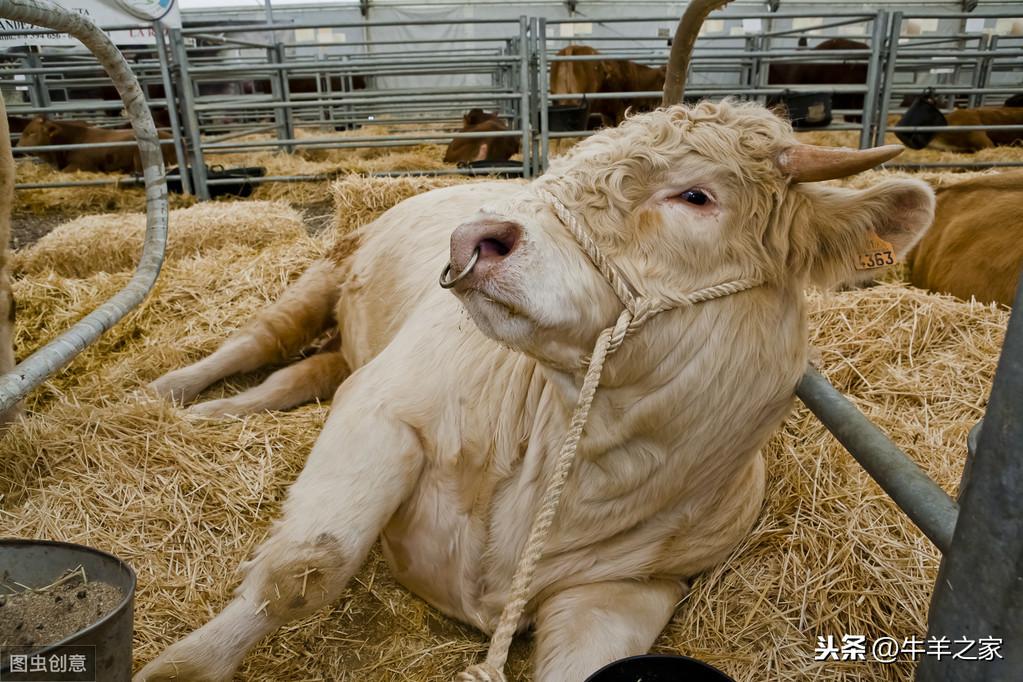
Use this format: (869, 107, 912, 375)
(517, 15, 532, 179)
(874, 11, 902, 148)
(154, 20, 191, 195)
(25, 50, 49, 109)
(170, 27, 209, 200)
(273, 41, 295, 152)
(796, 368, 959, 553)
(859, 9, 888, 149)
(525, 20, 541, 177)
(750, 34, 763, 104)
(971, 32, 993, 108)
(917, 273, 1023, 681)
(537, 16, 550, 174)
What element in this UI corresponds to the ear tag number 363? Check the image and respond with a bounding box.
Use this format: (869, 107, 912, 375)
(856, 231, 897, 271)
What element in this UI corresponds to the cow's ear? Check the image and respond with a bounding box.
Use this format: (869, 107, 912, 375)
(44, 121, 60, 136)
(464, 108, 486, 127)
(790, 178, 935, 288)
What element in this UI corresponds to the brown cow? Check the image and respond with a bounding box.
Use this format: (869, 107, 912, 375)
(767, 38, 869, 120)
(896, 92, 1023, 152)
(17, 117, 176, 173)
(550, 45, 666, 128)
(0, 99, 17, 425)
(442, 109, 520, 164)
(908, 171, 1023, 307)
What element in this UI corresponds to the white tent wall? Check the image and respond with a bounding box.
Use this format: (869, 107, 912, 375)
(178, 1, 1020, 96)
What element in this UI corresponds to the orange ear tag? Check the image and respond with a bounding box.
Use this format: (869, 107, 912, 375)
(856, 231, 897, 271)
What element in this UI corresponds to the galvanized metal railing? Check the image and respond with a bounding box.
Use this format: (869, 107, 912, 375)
(796, 273, 1023, 681)
(4, 7, 1022, 195)
(0, 0, 168, 415)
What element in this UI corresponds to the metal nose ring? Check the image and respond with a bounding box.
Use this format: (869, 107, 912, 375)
(439, 247, 480, 289)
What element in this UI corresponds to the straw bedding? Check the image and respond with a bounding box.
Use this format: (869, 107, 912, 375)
(0, 175, 1009, 681)
(12, 201, 307, 278)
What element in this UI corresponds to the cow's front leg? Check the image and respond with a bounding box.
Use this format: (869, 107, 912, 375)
(134, 380, 424, 682)
(532, 578, 688, 682)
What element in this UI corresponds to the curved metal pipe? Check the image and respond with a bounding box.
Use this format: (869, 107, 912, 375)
(0, 0, 168, 415)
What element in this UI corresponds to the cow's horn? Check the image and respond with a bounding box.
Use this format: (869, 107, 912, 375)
(662, 0, 732, 106)
(776, 143, 904, 183)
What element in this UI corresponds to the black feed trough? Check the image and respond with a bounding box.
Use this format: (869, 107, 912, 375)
(585, 654, 735, 682)
(771, 91, 833, 129)
(548, 103, 590, 132)
(165, 165, 267, 199)
(458, 160, 523, 178)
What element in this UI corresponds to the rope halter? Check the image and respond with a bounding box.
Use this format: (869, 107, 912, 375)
(455, 187, 763, 682)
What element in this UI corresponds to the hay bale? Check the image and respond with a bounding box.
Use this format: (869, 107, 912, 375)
(0, 179, 1009, 680)
(330, 173, 495, 234)
(12, 201, 307, 278)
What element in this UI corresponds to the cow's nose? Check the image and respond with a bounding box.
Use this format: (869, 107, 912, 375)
(448, 218, 522, 283)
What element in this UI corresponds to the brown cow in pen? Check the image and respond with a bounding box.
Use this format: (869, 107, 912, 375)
(0, 100, 18, 425)
(896, 92, 1023, 152)
(17, 117, 176, 173)
(767, 38, 869, 117)
(550, 44, 667, 128)
(443, 109, 520, 164)
(909, 171, 1023, 307)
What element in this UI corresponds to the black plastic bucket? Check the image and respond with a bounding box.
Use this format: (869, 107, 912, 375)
(0, 539, 136, 682)
(585, 654, 735, 682)
(164, 165, 267, 199)
(771, 91, 833, 129)
(458, 160, 523, 178)
(548, 103, 590, 132)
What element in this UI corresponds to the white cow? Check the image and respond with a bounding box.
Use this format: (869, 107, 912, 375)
(136, 100, 933, 682)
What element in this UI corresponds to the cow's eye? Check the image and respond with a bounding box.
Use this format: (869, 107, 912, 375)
(678, 189, 709, 205)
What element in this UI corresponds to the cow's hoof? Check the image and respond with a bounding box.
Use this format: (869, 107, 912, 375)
(133, 659, 220, 682)
(147, 368, 206, 406)
(186, 399, 241, 418)
(134, 642, 234, 682)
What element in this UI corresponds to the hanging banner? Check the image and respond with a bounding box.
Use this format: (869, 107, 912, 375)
(0, 0, 180, 47)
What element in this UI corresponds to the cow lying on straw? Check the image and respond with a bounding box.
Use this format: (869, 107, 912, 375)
(137, 5, 934, 681)
(909, 170, 1023, 307)
(136, 99, 934, 681)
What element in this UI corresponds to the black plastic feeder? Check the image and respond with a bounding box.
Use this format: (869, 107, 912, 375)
(772, 91, 833, 129)
(585, 654, 735, 682)
(548, 102, 590, 132)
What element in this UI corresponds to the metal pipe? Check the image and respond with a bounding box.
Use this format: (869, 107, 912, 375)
(14, 140, 178, 153)
(181, 17, 521, 35)
(796, 368, 959, 553)
(0, 0, 168, 415)
(917, 273, 1023, 681)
